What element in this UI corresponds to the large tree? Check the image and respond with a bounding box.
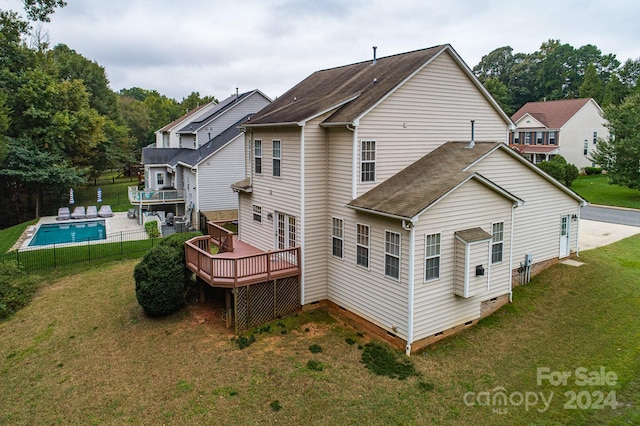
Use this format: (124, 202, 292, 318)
(590, 92, 640, 190)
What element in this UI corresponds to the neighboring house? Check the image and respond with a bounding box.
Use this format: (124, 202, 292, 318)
(132, 90, 271, 228)
(187, 45, 586, 354)
(509, 98, 609, 168)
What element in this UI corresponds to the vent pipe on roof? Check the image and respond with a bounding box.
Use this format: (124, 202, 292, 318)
(467, 120, 475, 148)
(372, 46, 377, 65)
(236, 87, 239, 100)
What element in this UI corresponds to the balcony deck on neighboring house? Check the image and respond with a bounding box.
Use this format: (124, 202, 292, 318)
(185, 222, 301, 288)
(128, 186, 185, 205)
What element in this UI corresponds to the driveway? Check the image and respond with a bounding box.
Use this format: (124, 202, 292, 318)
(579, 219, 640, 251)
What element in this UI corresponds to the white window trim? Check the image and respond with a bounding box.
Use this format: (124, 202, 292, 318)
(424, 233, 441, 282)
(272, 139, 281, 177)
(384, 230, 401, 281)
(156, 172, 165, 187)
(356, 223, 370, 270)
(360, 140, 376, 183)
(254, 139, 262, 175)
(331, 217, 344, 259)
(491, 222, 504, 264)
(252, 204, 262, 223)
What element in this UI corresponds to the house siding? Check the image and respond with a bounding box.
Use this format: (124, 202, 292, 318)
(471, 148, 581, 263)
(196, 135, 245, 212)
(412, 178, 513, 342)
(327, 213, 411, 340)
(238, 127, 302, 251)
(302, 114, 331, 304)
(356, 51, 508, 196)
(558, 102, 609, 169)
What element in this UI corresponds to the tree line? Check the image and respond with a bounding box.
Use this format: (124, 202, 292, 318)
(0, 1, 216, 227)
(473, 41, 640, 191)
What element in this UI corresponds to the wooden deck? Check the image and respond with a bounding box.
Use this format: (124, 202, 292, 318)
(185, 234, 301, 288)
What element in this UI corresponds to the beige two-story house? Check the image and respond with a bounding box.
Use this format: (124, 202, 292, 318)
(188, 45, 586, 354)
(509, 98, 609, 169)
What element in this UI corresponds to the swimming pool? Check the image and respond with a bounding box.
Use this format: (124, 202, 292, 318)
(29, 220, 106, 247)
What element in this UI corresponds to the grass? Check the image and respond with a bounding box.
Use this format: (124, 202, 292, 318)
(1, 237, 640, 424)
(72, 180, 133, 213)
(572, 174, 640, 209)
(0, 219, 37, 253)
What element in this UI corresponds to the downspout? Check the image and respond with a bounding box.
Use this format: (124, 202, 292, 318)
(575, 208, 581, 257)
(248, 129, 253, 186)
(404, 217, 416, 356)
(300, 123, 306, 305)
(349, 120, 359, 199)
(508, 204, 516, 302)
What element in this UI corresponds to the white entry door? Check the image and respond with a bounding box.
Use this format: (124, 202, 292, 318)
(559, 215, 571, 257)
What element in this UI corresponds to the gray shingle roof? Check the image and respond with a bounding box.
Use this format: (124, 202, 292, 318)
(142, 115, 251, 168)
(177, 91, 256, 134)
(347, 142, 522, 219)
(245, 45, 448, 126)
(455, 228, 492, 243)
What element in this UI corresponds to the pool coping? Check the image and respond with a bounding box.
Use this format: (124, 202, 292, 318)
(12, 212, 146, 252)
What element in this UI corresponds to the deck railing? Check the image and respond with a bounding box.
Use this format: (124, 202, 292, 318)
(207, 221, 234, 253)
(128, 186, 185, 204)
(185, 236, 300, 287)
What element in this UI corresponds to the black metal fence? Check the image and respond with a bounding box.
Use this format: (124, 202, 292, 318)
(1, 229, 157, 273)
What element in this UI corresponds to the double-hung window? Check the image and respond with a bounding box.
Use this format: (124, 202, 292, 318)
(254, 140, 262, 174)
(253, 205, 262, 223)
(549, 131, 556, 145)
(425, 233, 441, 281)
(356, 224, 370, 268)
(156, 173, 164, 187)
(583, 140, 588, 156)
(272, 140, 281, 177)
(536, 131, 543, 144)
(593, 131, 598, 145)
(524, 132, 532, 145)
(331, 218, 344, 258)
(491, 222, 504, 264)
(513, 132, 520, 144)
(361, 140, 376, 182)
(385, 231, 401, 279)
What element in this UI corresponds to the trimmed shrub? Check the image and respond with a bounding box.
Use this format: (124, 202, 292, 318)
(584, 166, 603, 175)
(134, 244, 186, 317)
(537, 155, 579, 187)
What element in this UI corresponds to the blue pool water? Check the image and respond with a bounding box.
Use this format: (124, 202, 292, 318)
(29, 220, 106, 247)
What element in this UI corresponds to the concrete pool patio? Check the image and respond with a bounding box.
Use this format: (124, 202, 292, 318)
(12, 212, 146, 251)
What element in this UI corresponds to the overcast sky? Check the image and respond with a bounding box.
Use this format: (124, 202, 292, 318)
(3, 0, 639, 101)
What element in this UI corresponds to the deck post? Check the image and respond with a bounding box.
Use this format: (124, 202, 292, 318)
(225, 289, 232, 328)
(199, 278, 206, 304)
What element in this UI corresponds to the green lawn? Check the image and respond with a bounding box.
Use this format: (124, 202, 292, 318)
(572, 174, 640, 209)
(1, 236, 640, 424)
(0, 219, 37, 253)
(73, 179, 133, 213)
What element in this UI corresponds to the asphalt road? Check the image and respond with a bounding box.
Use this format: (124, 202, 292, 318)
(581, 205, 640, 227)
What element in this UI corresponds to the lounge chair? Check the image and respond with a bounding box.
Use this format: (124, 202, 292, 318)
(86, 205, 98, 219)
(57, 207, 70, 221)
(71, 206, 86, 219)
(98, 205, 114, 218)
